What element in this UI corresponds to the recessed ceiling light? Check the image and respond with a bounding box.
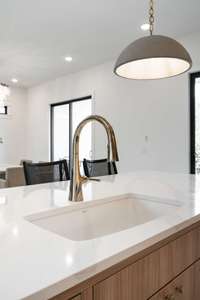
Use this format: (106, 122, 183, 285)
(140, 23, 150, 31)
(65, 56, 72, 62)
(11, 78, 18, 83)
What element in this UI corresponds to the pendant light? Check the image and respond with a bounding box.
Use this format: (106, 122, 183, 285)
(114, 0, 192, 80)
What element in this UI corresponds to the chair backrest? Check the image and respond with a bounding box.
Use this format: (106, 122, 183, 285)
(83, 158, 118, 177)
(20, 159, 32, 166)
(6, 167, 26, 187)
(23, 160, 70, 185)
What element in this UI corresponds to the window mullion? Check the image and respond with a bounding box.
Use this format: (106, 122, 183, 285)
(69, 103, 73, 172)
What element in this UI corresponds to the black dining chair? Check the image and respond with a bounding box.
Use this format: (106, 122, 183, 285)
(23, 160, 70, 185)
(83, 158, 118, 177)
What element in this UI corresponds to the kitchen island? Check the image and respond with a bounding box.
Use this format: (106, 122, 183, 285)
(1, 171, 200, 300)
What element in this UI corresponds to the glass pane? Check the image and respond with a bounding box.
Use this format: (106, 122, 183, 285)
(72, 99, 92, 161)
(53, 104, 69, 161)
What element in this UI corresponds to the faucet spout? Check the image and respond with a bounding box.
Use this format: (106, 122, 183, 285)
(69, 115, 119, 202)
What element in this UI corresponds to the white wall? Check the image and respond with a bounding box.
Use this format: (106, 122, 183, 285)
(0, 87, 27, 164)
(26, 32, 200, 173)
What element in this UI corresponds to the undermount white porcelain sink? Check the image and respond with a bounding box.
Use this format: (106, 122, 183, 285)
(27, 194, 180, 241)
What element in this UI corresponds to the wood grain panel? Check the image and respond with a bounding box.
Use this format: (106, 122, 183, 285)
(51, 223, 200, 300)
(82, 288, 93, 300)
(50, 293, 81, 300)
(94, 227, 200, 300)
(71, 296, 81, 300)
(50, 287, 92, 300)
(194, 260, 200, 300)
(149, 264, 195, 300)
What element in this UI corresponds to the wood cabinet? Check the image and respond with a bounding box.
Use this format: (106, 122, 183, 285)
(93, 227, 199, 300)
(149, 264, 195, 300)
(51, 287, 93, 300)
(51, 223, 200, 300)
(71, 296, 81, 300)
(194, 260, 200, 300)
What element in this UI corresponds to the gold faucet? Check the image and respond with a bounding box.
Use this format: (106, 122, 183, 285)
(69, 115, 119, 202)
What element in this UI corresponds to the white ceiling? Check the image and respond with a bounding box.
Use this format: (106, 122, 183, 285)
(0, 0, 200, 87)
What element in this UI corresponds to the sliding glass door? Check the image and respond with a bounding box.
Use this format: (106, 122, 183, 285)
(51, 96, 92, 166)
(72, 99, 92, 161)
(190, 72, 200, 173)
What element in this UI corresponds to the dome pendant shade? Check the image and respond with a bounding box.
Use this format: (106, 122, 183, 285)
(114, 35, 192, 79)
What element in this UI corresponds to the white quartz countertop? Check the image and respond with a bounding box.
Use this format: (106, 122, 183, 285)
(1, 171, 200, 300)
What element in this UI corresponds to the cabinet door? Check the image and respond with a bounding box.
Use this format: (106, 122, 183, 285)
(94, 262, 195, 300)
(94, 228, 199, 300)
(71, 296, 81, 300)
(94, 256, 155, 300)
(50, 287, 92, 300)
(149, 264, 195, 300)
(51, 294, 81, 300)
(194, 260, 200, 300)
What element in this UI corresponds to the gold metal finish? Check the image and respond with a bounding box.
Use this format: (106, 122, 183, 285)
(69, 115, 119, 202)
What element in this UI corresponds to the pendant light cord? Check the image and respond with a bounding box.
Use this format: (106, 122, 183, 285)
(149, 0, 154, 35)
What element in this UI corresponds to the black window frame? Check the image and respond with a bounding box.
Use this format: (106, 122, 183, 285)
(50, 95, 92, 167)
(190, 72, 200, 174)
